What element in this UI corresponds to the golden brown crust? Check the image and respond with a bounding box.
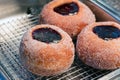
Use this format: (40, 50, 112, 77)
(20, 24, 75, 76)
(76, 21, 120, 70)
(40, 0, 95, 38)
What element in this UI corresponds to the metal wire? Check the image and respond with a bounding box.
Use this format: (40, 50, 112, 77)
(0, 14, 113, 80)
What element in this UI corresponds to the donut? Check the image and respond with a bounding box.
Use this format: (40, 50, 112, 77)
(76, 21, 120, 70)
(40, 0, 95, 38)
(19, 24, 75, 76)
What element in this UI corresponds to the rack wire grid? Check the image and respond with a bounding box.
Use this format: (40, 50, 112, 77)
(0, 14, 113, 80)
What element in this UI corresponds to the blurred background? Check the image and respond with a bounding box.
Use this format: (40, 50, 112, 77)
(0, 0, 120, 19)
(0, 0, 52, 19)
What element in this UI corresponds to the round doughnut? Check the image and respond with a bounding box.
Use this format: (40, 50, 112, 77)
(40, 0, 95, 38)
(76, 21, 120, 70)
(20, 24, 74, 76)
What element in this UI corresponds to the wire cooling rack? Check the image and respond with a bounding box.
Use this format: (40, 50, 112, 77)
(0, 14, 113, 80)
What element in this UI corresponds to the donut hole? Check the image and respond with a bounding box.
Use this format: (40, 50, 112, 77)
(32, 28, 62, 43)
(93, 26, 120, 40)
(54, 2, 79, 16)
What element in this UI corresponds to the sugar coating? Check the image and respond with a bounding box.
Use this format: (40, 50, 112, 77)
(20, 24, 75, 76)
(76, 21, 120, 70)
(40, 0, 95, 38)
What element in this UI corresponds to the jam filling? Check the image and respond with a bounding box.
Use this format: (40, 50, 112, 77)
(93, 26, 120, 40)
(54, 2, 79, 15)
(32, 28, 61, 43)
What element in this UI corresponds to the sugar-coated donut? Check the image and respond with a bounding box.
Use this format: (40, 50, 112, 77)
(40, 0, 95, 38)
(20, 24, 74, 76)
(76, 21, 120, 70)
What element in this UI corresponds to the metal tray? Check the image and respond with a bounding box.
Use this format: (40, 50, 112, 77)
(83, 0, 120, 23)
(0, 0, 120, 80)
